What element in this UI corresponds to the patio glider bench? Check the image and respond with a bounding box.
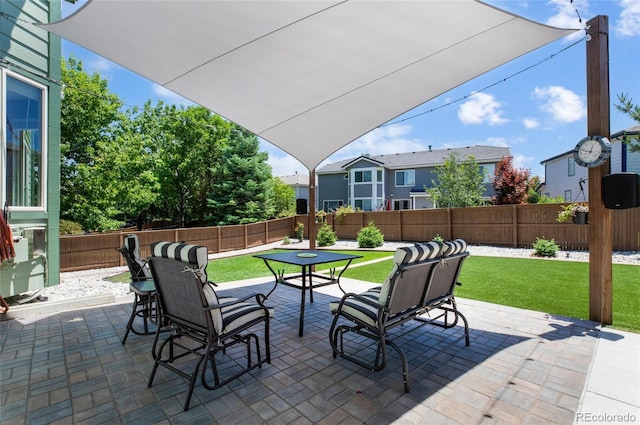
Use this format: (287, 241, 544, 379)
(329, 239, 470, 392)
(147, 241, 272, 411)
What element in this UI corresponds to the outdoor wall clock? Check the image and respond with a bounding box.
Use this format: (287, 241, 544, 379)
(573, 135, 612, 168)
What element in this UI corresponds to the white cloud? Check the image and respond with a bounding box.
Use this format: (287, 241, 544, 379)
(545, 0, 588, 41)
(533, 86, 586, 123)
(458, 92, 508, 126)
(522, 118, 540, 129)
(485, 137, 509, 147)
(152, 84, 192, 105)
(331, 124, 425, 160)
(512, 153, 534, 172)
(267, 154, 306, 177)
(616, 0, 640, 36)
(86, 56, 117, 75)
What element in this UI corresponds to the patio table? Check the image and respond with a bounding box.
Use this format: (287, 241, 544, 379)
(254, 250, 362, 336)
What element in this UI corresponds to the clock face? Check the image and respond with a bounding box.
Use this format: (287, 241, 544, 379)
(574, 136, 611, 167)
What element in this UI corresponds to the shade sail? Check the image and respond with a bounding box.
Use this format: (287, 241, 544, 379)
(44, 0, 577, 171)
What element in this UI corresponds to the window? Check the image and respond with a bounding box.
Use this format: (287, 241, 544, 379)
(568, 157, 575, 176)
(3, 73, 46, 208)
(393, 199, 411, 210)
(354, 199, 372, 211)
(480, 163, 495, 183)
(354, 170, 372, 183)
(564, 190, 572, 202)
(395, 170, 415, 187)
(323, 200, 343, 211)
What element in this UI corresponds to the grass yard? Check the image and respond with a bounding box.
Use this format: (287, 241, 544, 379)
(108, 249, 640, 333)
(341, 256, 640, 333)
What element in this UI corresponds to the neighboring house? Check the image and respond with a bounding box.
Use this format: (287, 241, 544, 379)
(278, 173, 310, 213)
(540, 125, 640, 202)
(1, 1, 62, 297)
(316, 145, 510, 211)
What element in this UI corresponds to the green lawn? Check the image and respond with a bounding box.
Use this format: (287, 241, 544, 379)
(109, 250, 640, 333)
(341, 256, 640, 333)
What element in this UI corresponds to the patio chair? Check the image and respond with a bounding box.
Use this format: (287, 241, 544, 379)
(415, 239, 470, 345)
(329, 241, 442, 392)
(117, 234, 157, 345)
(147, 242, 272, 411)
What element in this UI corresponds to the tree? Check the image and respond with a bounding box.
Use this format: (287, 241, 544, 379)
(60, 56, 125, 231)
(427, 152, 486, 208)
(206, 128, 274, 225)
(270, 177, 296, 218)
(614, 93, 640, 152)
(491, 156, 530, 205)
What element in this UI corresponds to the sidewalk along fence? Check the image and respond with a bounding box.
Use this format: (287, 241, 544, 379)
(60, 217, 295, 272)
(60, 205, 639, 272)
(303, 203, 639, 252)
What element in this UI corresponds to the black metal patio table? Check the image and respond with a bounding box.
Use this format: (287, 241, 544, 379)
(253, 250, 362, 336)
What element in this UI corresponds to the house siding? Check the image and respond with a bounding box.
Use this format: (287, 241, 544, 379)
(1, 0, 61, 296)
(317, 146, 509, 211)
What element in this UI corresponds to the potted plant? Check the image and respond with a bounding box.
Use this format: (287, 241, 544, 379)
(557, 203, 589, 224)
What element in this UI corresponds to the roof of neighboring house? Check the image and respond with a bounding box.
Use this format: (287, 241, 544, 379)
(611, 124, 640, 139)
(317, 145, 511, 174)
(278, 174, 310, 186)
(540, 125, 640, 165)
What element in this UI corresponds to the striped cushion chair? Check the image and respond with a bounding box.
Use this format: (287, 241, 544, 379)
(147, 242, 272, 411)
(417, 238, 470, 347)
(118, 234, 157, 345)
(329, 241, 442, 392)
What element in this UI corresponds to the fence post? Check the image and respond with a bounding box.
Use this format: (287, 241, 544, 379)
(512, 205, 518, 247)
(447, 208, 452, 240)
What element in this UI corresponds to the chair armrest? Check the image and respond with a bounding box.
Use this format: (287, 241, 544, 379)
(204, 292, 269, 311)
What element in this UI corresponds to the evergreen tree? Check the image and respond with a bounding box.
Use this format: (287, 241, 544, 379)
(614, 93, 640, 152)
(207, 128, 274, 225)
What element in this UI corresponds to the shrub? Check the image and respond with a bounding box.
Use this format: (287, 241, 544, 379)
(334, 204, 355, 225)
(59, 219, 83, 235)
(533, 237, 559, 257)
(317, 223, 337, 247)
(357, 221, 384, 248)
(294, 222, 304, 241)
(432, 234, 444, 243)
(282, 236, 290, 245)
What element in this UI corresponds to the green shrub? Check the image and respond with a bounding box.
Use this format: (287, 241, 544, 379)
(317, 223, 337, 247)
(357, 221, 384, 248)
(294, 222, 304, 241)
(334, 204, 355, 225)
(432, 234, 444, 243)
(282, 236, 290, 245)
(533, 237, 559, 257)
(59, 219, 84, 235)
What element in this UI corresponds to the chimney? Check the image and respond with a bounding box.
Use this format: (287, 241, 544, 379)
(428, 145, 432, 151)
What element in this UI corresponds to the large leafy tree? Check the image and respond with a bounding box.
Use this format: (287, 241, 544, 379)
(207, 128, 274, 225)
(614, 93, 640, 152)
(270, 177, 296, 218)
(491, 156, 530, 205)
(151, 104, 230, 226)
(60, 56, 125, 231)
(427, 152, 486, 208)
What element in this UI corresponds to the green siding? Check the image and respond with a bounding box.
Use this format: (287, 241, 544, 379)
(1, 0, 62, 296)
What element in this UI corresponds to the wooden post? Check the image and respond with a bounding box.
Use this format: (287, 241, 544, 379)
(309, 169, 316, 250)
(586, 15, 613, 324)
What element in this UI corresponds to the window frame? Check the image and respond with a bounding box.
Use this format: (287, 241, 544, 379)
(2, 69, 48, 211)
(568, 156, 575, 177)
(395, 169, 415, 187)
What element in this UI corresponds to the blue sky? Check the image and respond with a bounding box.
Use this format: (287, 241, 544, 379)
(61, 0, 640, 179)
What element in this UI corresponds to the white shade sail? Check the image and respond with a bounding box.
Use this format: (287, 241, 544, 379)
(44, 0, 577, 171)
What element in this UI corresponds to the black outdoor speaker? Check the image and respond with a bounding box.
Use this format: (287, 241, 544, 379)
(296, 198, 308, 214)
(603, 173, 640, 209)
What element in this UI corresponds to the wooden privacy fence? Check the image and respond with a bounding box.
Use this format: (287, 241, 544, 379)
(60, 217, 294, 272)
(311, 203, 639, 252)
(60, 204, 639, 272)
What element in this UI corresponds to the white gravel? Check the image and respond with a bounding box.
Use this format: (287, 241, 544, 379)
(40, 240, 639, 302)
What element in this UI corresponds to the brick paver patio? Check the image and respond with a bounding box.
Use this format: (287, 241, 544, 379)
(0, 277, 600, 424)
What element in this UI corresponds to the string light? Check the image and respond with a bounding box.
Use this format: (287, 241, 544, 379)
(382, 36, 585, 127)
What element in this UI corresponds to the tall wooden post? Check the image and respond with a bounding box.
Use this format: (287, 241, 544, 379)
(586, 16, 613, 324)
(309, 169, 317, 251)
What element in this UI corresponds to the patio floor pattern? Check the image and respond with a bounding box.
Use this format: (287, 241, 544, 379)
(0, 276, 604, 424)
